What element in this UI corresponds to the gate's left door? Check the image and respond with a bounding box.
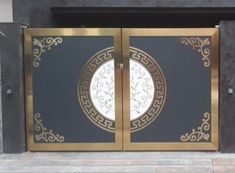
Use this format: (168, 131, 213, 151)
(24, 28, 122, 151)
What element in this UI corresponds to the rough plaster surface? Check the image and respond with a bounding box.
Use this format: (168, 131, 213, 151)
(0, 0, 12, 154)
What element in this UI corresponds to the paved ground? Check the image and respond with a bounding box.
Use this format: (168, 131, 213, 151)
(0, 152, 235, 172)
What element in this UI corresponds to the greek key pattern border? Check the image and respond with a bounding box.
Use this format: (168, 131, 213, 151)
(78, 47, 115, 132)
(130, 47, 167, 132)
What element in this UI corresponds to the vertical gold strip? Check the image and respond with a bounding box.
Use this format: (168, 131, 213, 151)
(24, 30, 34, 150)
(114, 29, 123, 149)
(122, 29, 131, 149)
(211, 29, 219, 150)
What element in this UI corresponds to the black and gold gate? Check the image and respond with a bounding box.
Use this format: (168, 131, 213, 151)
(24, 28, 219, 151)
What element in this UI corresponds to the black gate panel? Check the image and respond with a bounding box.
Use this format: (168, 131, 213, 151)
(122, 29, 219, 150)
(25, 29, 122, 151)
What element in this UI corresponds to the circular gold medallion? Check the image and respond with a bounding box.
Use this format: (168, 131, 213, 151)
(78, 47, 167, 133)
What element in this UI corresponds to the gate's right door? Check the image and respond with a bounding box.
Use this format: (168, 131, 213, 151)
(122, 28, 219, 150)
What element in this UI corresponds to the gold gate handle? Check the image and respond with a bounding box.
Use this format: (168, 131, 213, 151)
(120, 63, 123, 70)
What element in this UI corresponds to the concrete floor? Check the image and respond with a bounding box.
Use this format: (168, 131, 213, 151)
(0, 152, 235, 173)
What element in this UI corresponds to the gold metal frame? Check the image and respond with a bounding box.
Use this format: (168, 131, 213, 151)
(25, 28, 219, 151)
(122, 28, 219, 151)
(24, 28, 122, 151)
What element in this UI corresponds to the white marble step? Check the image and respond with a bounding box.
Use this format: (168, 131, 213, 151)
(0, 152, 234, 173)
(0, 165, 214, 173)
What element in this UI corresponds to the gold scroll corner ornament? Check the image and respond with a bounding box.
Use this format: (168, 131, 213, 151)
(34, 113, 64, 143)
(32, 37, 63, 67)
(180, 37, 210, 67)
(180, 112, 210, 142)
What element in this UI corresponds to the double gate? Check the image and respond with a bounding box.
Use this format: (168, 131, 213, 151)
(24, 28, 218, 151)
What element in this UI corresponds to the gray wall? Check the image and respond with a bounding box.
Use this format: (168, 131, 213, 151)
(0, 0, 13, 153)
(0, 62, 1, 153)
(220, 21, 235, 152)
(13, 0, 235, 27)
(0, 23, 26, 153)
